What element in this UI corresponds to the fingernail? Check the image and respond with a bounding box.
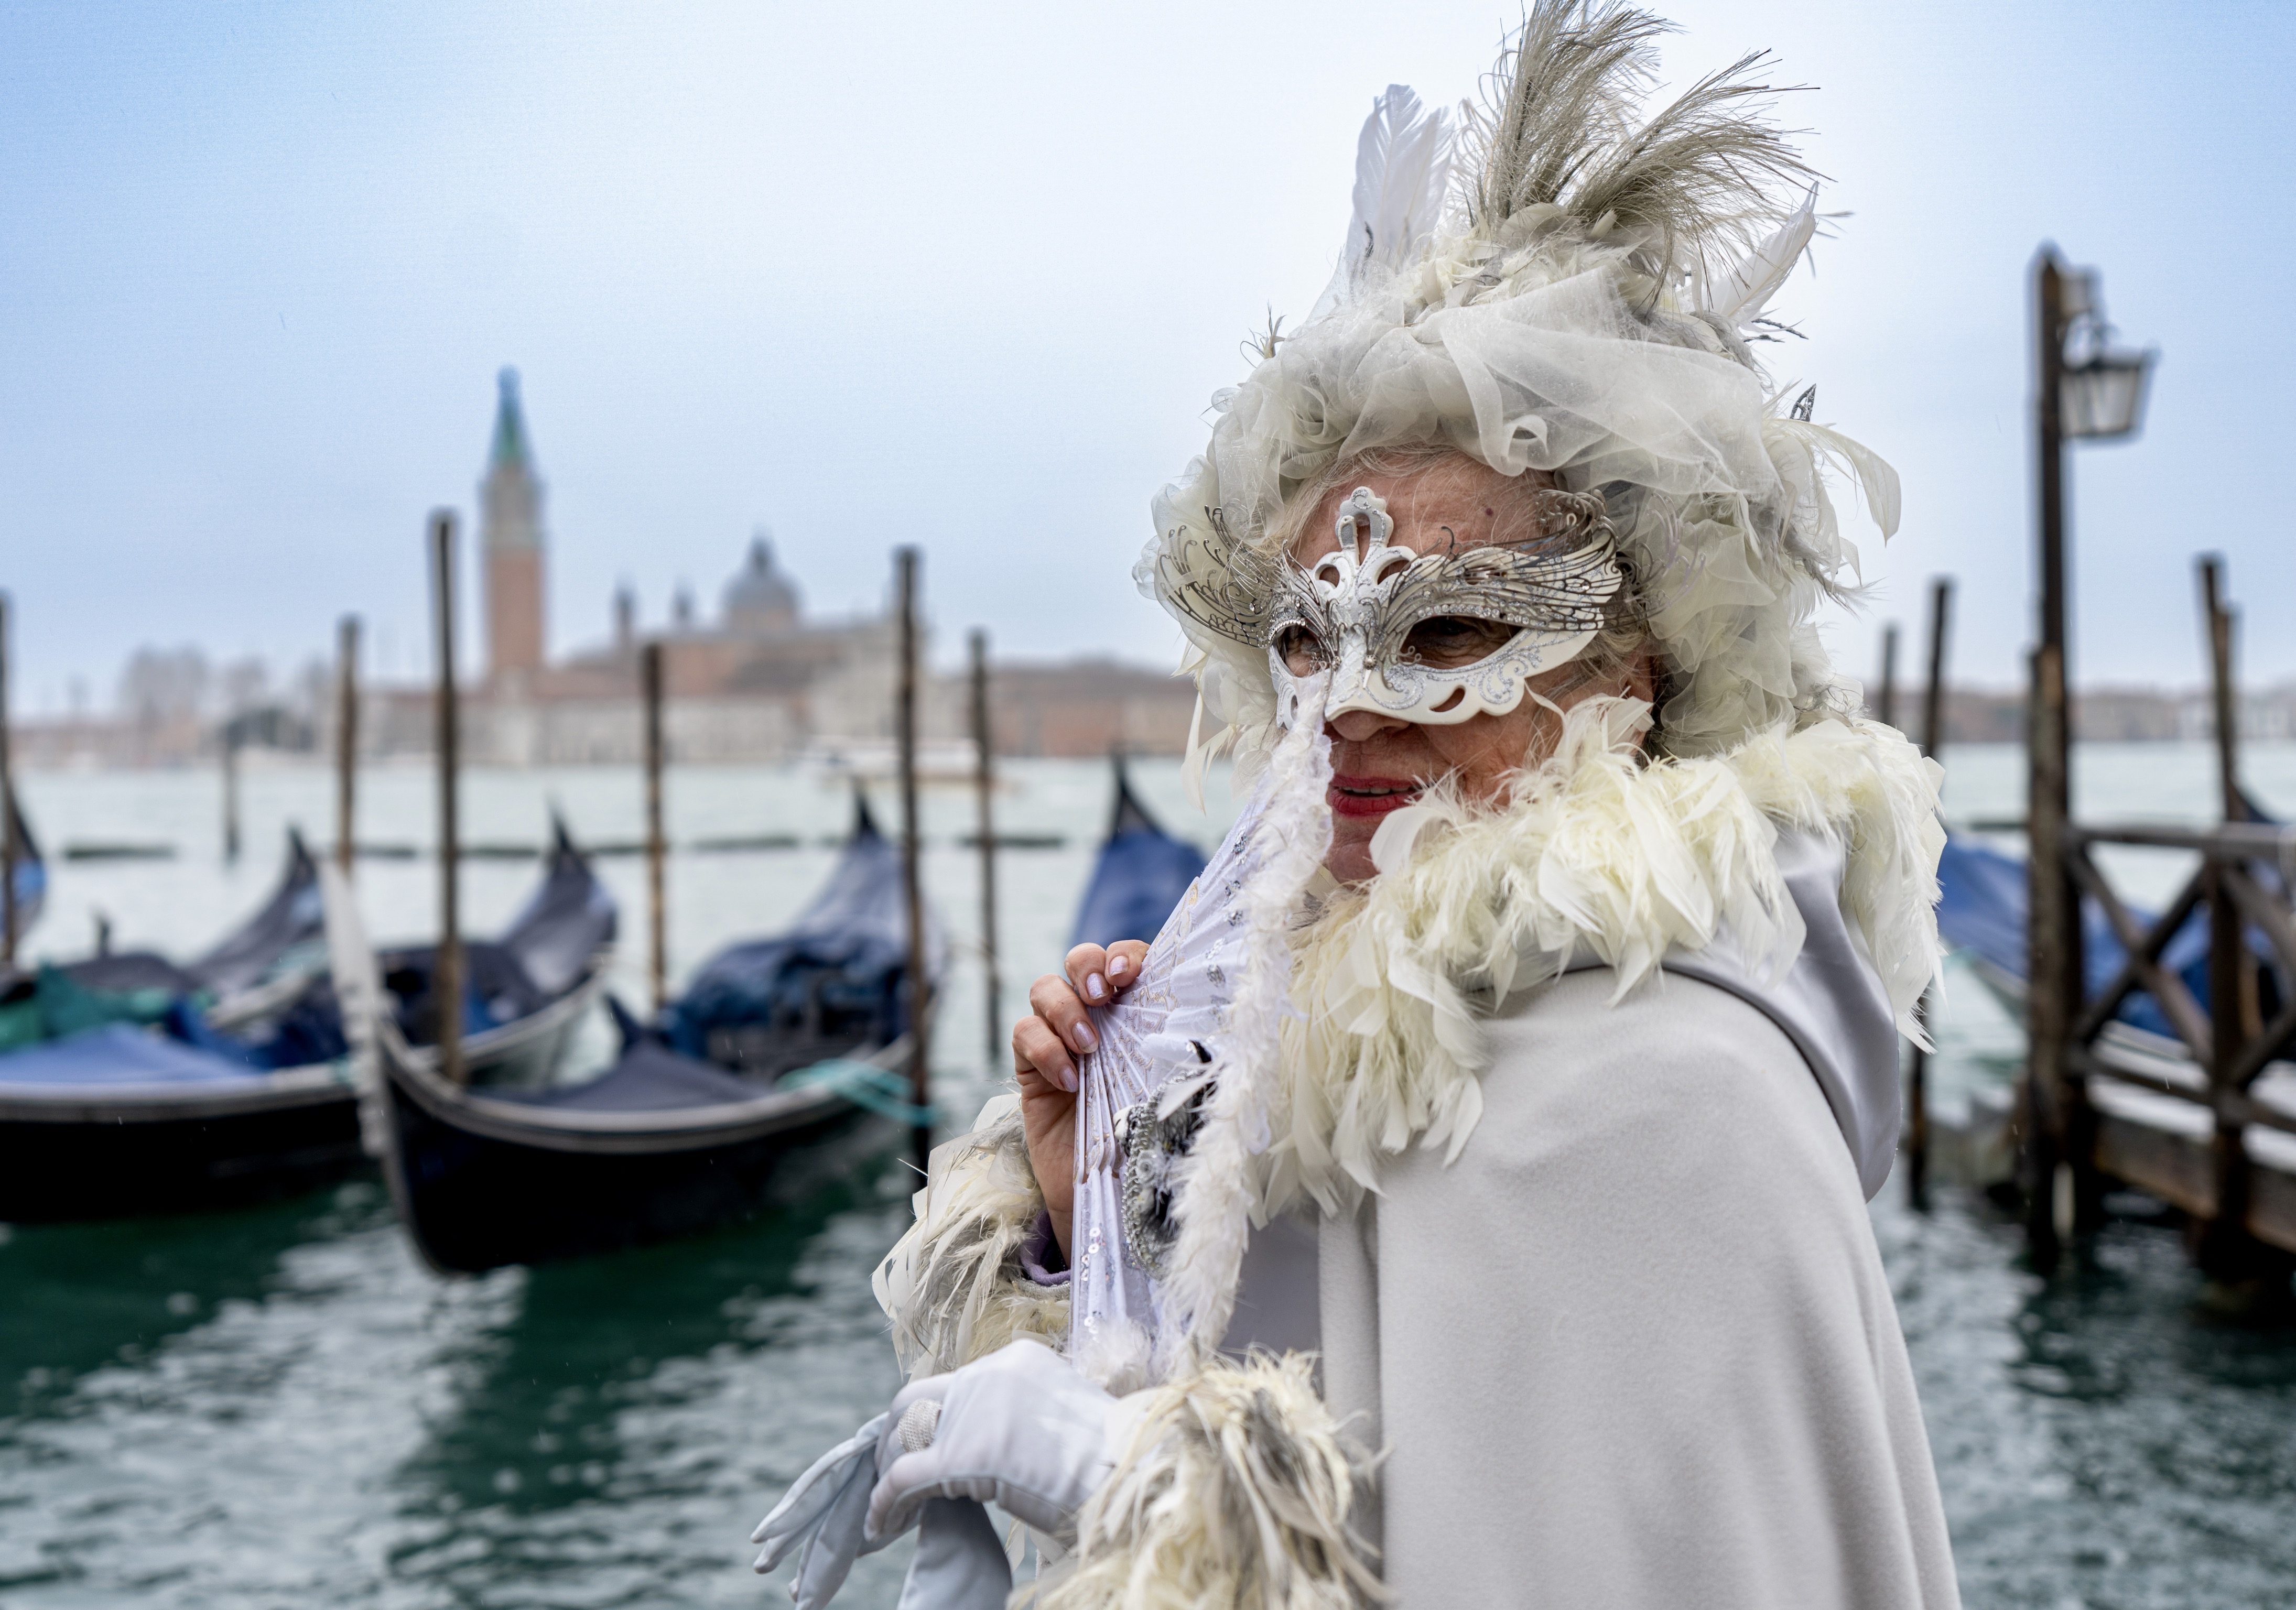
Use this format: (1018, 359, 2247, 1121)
(1060, 1062, 1079, 1093)
(753, 1551, 770, 1572)
(1072, 1020, 1099, 1053)
(1109, 956, 1130, 981)
(1085, 972, 1108, 1002)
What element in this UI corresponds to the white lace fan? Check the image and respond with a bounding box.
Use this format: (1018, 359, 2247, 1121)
(1067, 714, 1331, 1378)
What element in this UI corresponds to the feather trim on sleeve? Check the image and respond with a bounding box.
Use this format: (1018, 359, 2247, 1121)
(1037, 1352, 1385, 1610)
(874, 1094, 1070, 1379)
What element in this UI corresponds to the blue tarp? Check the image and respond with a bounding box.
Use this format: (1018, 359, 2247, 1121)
(1069, 762, 1206, 948)
(1070, 828, 1206, 949)
(668, 804, 937, 1057)
(1937, 832, 2215, 1038)
(0, 1023, 274, 1089)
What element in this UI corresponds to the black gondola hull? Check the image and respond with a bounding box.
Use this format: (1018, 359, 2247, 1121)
(0, 1082, 364, 1223)
(378, 1060, 898, 1274)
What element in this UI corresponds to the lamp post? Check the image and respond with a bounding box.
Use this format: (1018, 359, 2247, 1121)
(2024, 247, 2156, 1270)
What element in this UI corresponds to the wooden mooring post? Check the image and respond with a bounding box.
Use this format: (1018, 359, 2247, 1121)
(221, 718, 242, 865)
(2023, 250, 2093, 1271)
(643, 639, 667, 1017)
(2194, 556, 2268, 1279)
(335, 616, 360, 876)
(429, 510, 465, 1087)
(1876, 622, 1899, 731)
(1905, 578, 1952, 1209)
(895, 549, 932, 1171)
(0, 591, 14, 970)
(969, 629, 1001, 1075)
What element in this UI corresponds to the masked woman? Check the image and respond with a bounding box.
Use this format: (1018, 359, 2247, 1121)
(754, 5, 1959, 1606)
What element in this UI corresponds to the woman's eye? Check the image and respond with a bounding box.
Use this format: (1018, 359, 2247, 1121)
(1273, 625, 1326, 676)
(1403, 616, 1513, 667)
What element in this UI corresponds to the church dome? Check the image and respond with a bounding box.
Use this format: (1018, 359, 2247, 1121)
(723, 534, 801, 634)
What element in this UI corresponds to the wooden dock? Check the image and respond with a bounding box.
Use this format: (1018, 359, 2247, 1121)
(2014, 558, 2296, 1283)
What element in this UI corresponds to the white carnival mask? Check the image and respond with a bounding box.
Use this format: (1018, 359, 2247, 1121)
(1263, 486, 1624, 728)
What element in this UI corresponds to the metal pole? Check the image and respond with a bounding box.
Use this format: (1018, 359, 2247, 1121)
(222, 720, 241, 865)
(336, 615, 360, 876)
(0, 592, 14, 970)
(1905, 578, 1953, 1209)
(1877, 622, 1900, 731)
(896, 548, 932, 1171)
(2197, 555, 2258, 1277)
(970, 629, 1001, 1075)
(643, 639, 667, 1018)
(2023, 249, 2082, 1270)
(430, 510, 465, 1086)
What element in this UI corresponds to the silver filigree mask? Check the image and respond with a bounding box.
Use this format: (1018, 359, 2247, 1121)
(1255, 486, 1625, 727)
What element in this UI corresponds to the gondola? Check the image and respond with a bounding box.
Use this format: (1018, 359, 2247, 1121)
(0, 820, 618, 1223)
(348, 798, 932, 1274)
(1069, 754, 1206, 947)
(4, 779, 46, 944)
(34, 829, 329, 1028)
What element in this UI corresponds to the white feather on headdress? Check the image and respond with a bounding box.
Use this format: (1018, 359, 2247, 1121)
(1310, 84, 1459, 321)
(1704, 188, 1818, 330)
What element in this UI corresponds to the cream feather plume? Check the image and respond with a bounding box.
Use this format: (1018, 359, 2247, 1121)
(1465, 0, 1815, 289)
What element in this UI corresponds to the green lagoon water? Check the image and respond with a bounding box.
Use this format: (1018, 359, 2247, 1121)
(1, 748, 2291, 1607)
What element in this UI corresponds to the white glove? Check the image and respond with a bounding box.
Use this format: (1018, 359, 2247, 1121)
(896, 1498, 1012, 1610)
(751, 1411, 892, 1609)
(867, 1338, 1147, 1543)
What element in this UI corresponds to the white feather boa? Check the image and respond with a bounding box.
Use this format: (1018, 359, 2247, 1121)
(1263, 699, 1944, 1214)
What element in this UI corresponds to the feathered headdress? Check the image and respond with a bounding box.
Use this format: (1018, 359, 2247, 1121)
(1139, 0, 1900, 798)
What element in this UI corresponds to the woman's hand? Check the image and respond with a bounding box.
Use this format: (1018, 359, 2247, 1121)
(1011, 939, 1151, 1261)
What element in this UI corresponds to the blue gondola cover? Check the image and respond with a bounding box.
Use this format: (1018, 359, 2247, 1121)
(1069, 764, 1206, 949)
(1937, 832, 2216, 1039)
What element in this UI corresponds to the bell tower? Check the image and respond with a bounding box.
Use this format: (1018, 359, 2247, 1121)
(480, 367, 546, 685)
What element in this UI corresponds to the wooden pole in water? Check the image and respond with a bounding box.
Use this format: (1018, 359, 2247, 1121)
(0, 592, 14, 969)
(335, 615, 360, 876)
(221, 718, 241, 865)
(1905, 579, 1953, 1209)
(896, 548, 932, 1171)
(2197, 554, 2258, 1278)
(970, 628, 1001, 1075)
(2023, 249, 2084, 1271)
(643, 638, 667, 1018)
(1877, 622, 1900, 731)
(430, 509, 465, 1086)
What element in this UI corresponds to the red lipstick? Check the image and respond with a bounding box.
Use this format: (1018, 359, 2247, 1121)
(1328, 774, 1423, 818)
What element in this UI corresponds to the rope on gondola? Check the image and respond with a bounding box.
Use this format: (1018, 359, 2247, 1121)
(778, 1058, 939, 1125)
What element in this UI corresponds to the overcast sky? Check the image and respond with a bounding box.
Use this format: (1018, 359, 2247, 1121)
(2, 1, 2290, 713)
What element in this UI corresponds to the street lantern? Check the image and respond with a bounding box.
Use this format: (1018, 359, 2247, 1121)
(2061, 349, 2153, 440)
(2061, 321, 2156, 441)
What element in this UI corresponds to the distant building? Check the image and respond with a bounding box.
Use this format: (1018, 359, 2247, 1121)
(481, 369, 547, 689)
(339, 370, 1202, 766)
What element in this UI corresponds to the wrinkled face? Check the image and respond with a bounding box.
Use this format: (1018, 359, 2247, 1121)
(1286, 454, 1652, 884)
